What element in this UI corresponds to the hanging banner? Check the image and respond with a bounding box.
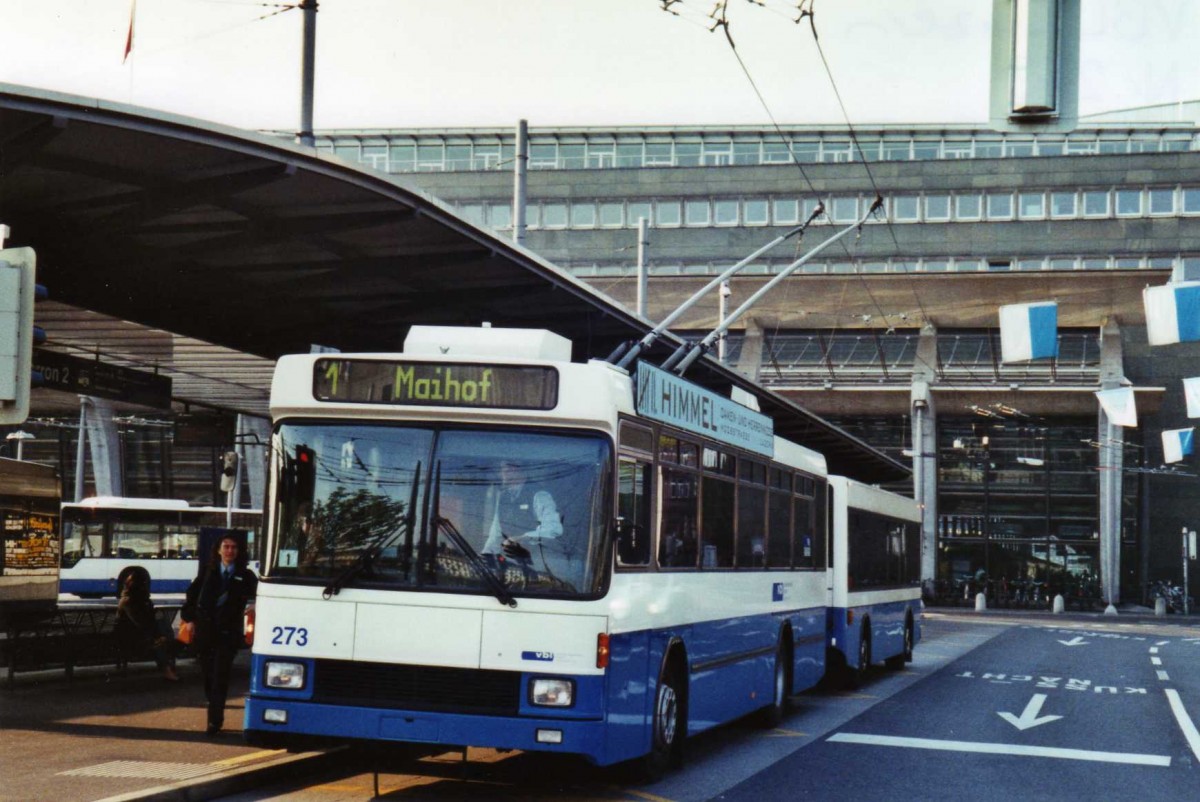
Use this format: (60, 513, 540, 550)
(999, 301, 1058, 362)
(1095, 387, 1138, 428)
(1183, 377, 1200, 418)
(1162, 428, 1195, 464)
(1143, 281, 1200, 345)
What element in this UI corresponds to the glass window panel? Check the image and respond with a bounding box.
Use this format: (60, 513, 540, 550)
(444, 145, 471, 171)
(644, 143, 672, 166)
(415, 143, 444, 171)
(459, 204, 484, 225)
(471, 143, 501, 170)
(542, 203, 568, 228)
(675, 142, 701, 167)
(599, 203, 624, 227)
(955, 194, 982, 220)
(1017, 258, 1043, 271)
(829, 261, 855, 274)
(944, 140, 972, 158)
(1082, 258, 1108, 270)
(1006, 142, 1034, 157)
(1115, 257, 1141, 269)
(925, 195, 950, 220)
(913, 141, 939, 160)
(1184, 188, 1200, 214)
(832, 196, 858, 222)
(862, 261, 888, 273)
(773, 199, 799, 224)
(923, 260, 949, 272)
(714, 200, 739, 225)
(1148, 188, 1175, 215)
(821, 141, 851, 163)
(1083, 190, 1109, 216)
(893, 195, 919, 221)
(616, 142, 643, 168)
(732, 142, 760, 165)
(685, 200, 711, 226)
(855, 139, 880, 161)
(767, 490, 791, 567)
(526, 205, 540, 228)
(559, 144, 585, 168)
(701, 476, 734, 567)
(1115, 189, 1142, 216)
(656, 201, 682, 226)
(987, 193, 1013, 219)
(737, 484, 767, 567)
(882, 140, 910, 160)
(1018, 192, 1045, 219)
(791, 140, 820, 162)
(586, 141, 615, 168)
(763, 141, 792, 163)
(529, 143, 558, 168)
(627, 202, 651, 225)
(1098, 139, 1126, 154)
(570, 203, 596, 228)
(1049, 258, 1077, 270)
(1065, 139, 1096, 154)
(334, 144, 360, 162)
(1182, 257, 1200, 281)
(659, 467, 697, 568)
(488, 204, 512, 231)
(975, 139, 1002, 158)
(1050, 192, 1077, 217)
(388, 144, 415, 172)
(1037, 141, 1064, 156)
(732, 200, 764, 227)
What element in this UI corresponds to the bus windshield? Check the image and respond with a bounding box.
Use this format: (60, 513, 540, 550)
(269, 423, 613, 599)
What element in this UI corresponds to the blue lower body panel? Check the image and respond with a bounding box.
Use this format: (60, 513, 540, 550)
(828, 599, 920, 669)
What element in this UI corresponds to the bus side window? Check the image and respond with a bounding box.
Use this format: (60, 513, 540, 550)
(616, 459, 652, 567)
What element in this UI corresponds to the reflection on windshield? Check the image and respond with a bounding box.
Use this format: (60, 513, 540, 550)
(270, 423, 611, 598)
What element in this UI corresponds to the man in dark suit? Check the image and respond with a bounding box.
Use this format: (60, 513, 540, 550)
(183, 535, 257, 736)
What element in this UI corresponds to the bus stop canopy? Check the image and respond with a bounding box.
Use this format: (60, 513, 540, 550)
(0, 85, 907, 484)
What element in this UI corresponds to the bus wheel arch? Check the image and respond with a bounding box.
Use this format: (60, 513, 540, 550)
(642, 640, 687, 778)
(850, 617, 872, 687)
(757, 624, 793, 728)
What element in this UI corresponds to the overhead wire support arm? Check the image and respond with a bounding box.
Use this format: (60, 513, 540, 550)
(611, 215, 817, 369)
(664, 196, 884, 376)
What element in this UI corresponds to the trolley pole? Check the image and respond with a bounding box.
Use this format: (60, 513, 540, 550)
(513, 120, 528, 247)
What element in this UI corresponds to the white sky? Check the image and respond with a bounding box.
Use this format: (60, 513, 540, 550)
(1, 0, 1198, 132)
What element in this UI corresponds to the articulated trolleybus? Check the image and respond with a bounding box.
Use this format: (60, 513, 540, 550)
(246, 325, 920, 771)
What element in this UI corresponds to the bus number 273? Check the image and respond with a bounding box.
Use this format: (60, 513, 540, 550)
(271, 626, 309, 646)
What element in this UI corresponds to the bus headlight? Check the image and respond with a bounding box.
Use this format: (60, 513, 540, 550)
(265, 661, 306, 690)
(529, 678, 574, 707)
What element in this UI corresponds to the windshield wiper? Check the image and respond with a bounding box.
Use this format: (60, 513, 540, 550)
(430, 462, 517, 608)
(322, 461, 422, 600)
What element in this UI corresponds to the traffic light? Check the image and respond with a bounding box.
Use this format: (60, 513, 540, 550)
(220, 450, 239, 493)
(0, 246, 42, 425)
(294, 445, 316, 504)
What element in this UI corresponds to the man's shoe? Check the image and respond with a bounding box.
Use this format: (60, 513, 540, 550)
(205, 723, 220, 737)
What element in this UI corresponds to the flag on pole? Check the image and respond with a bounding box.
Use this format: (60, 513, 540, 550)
(1184, 377, 1200, 418)
(1162, 428, 1195, 464)
(999, 301, 1058, 362)
(1143, 281, 1200, 345)
(1095, 387, 1138, 427)
(122, 0, 137, 64)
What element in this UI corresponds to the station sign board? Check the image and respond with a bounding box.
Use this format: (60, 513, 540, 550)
(32, 348, 172, 409)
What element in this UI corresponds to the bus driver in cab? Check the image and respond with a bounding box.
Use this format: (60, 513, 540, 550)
(481, 460, 563, 559)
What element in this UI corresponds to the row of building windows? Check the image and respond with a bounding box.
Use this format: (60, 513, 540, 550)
(317, 129, 1198, 173)
(455, 185, 1200, 232)
(563, 254, 1200, 278)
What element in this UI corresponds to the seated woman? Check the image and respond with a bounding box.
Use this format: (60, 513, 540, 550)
(114, 566, 179, 681)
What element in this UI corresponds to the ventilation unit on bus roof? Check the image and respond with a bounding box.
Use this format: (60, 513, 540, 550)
(403, 325, 573, 362)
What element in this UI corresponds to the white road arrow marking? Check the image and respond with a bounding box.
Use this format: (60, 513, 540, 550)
(1057, 636, 1089, 646)
(999, 693, 1063, 731)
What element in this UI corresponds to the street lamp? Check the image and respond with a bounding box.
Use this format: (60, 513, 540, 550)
(5, 430, 34, 460)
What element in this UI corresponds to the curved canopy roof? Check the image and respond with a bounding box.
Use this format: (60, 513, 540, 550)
(0, 85, 907, 484)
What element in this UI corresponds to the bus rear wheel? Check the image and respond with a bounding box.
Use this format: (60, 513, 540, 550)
(886, 616, 913, 670)
(849, 622, 871, 688)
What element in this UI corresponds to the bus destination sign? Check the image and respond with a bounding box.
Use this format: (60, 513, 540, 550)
(636, 362, 774, 456)
(314, 359, 559, 411)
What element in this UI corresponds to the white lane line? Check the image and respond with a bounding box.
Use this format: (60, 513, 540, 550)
(1156, 640, 1170, 646)
(1157, 670, 1171, 681)
(1165, 689, 1200, 764)
(1150, 647, 1159, 654)
(1151, 656, 1163, 666)
(827, 733, 1170, 767)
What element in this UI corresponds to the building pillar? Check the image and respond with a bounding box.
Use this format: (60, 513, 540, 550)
(81, 395, 123, 497)
(236, 414, 271, 511)
(913, 325, 939, 586)
(1097, 320, 1125, 605)
(734, 318, 766, 382)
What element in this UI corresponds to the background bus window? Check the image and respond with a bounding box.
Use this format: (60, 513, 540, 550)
(113, 522, 162, 560)
(767, 481, 791, 567)
(793, 496, 815, 567)
(617, 459, 652, 566)
(62, 522, 105, 568)
(659, 467, 698, 568)
(736, 459, 767, 567)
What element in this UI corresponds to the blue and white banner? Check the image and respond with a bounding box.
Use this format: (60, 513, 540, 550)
(1144, 281, 1200, 346)
(1162, 427, 1195, 464)
(1095, 387, 1138, 428)
(999, 301, 1058, 363)
(636, 362, 774, 456)
(1184, 377, 1200, 418)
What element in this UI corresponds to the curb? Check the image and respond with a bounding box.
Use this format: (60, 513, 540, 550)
(93, 748, 346, 802)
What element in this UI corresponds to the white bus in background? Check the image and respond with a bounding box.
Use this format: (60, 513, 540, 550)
(59, 497, 262, 597)
(826, 476, 922, 686)
(244, 324, 920, 775)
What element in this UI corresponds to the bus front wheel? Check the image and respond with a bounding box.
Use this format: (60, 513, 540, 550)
(756, 636, 791, 728)
(641, 656, 685, 779)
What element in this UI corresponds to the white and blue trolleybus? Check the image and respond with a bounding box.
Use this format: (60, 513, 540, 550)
(245, 325, 919, 772)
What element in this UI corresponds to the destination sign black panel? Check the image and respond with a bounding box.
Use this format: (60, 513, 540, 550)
(313, 359, 558, 410)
